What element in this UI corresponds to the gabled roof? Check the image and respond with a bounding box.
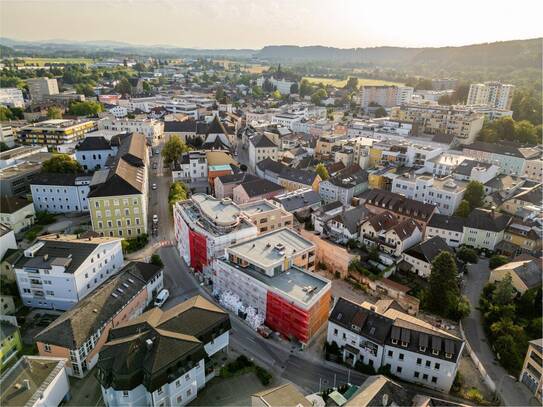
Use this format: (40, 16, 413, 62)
(390, 218, 420, 241)
(510, 184, 542, 206)
(237, 178, 284, 198)
(366, 211, 398, 232)
(76, 136, 112, 151)
(0, 196, 33, 214)
(252, 383, 311, 407)
(217, 172, 259, 185)
(493, 254, 542, 289)
(325, 165, 368, 188)
(330, 205, 369, 234)
(207, 115, 227, 135)
(96, 296, 230, 393)
(404, 236, 453, 264)
(251, 133, 277, 148)
(35, 262, 161, 349)
(360, 189, 436, 222)
(29, 172, 89, 187)
(427, 213, 465, 232)
(466, 208, 511, 232)
(273, 189, 321, 212)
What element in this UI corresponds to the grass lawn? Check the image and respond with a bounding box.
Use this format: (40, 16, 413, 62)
(303, 76, 404, 88)
(16, 57, 94, 66)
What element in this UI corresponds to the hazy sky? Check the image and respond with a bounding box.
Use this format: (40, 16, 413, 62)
(1, 0, 542, 49)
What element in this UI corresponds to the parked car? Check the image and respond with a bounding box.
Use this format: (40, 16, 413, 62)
(153, 214, 158, 223)
(152, 183, 157, 190)
(154, 289, 170, 307)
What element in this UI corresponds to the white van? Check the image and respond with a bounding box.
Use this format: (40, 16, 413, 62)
(154, 289, 170, 307)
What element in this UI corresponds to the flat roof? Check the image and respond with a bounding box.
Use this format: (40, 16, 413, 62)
(0, 356, 66, 407)
(228, 228, 314, 269)
(239, 200, 277, 215)
(191, 194, 242, 227)
(232, 262, 328, 305)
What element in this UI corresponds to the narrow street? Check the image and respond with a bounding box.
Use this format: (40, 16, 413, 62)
(462, 259, 538, 406)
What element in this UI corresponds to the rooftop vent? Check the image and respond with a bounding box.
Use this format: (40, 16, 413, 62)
(274, 243, 286, 254)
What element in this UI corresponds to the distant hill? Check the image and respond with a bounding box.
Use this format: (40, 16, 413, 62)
(0, 44, 16, 57)
(256, 38, 542, 69)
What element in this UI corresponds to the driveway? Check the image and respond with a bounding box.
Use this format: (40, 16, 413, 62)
(462, 259, 537, 406)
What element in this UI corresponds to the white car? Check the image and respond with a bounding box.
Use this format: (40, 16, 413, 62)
(152, 183, 157, 190)
(154, 289, 170, 307)
(153, 214, 158, 223)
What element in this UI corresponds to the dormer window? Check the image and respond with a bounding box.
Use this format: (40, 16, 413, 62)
(432, 349, 439, 356)
(445, 352, 452, 359)
(391, 338, 398, 345)
(401, 341, 408, 347)
(419, 346, 427, 352)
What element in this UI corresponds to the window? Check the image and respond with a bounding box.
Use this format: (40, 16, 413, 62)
(422, 373, 428, 380)
(333, 328, 338, 336)
(123, 391, 129, 398)
(414, 371, 420, 378)
(425, 360, 431, 367)
(396, 366, 402, 373)
(186, 389, 192, 397)
(44, 344, 52, 352)
(176, 395, 183, 404)
(416, 358, 422, 365)
(445, 352, 452, 359)
(431, 376, 437, 383)
(391, 339, 398, 345)
(185, 373, 190, 380)
(435, 362, 440, 370)
(399, 353, 404, 360)
(176, 379, 181, 387)
(157, 386, 163, 395)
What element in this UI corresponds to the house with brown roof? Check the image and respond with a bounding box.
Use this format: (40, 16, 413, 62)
(360, 211, 422, 257)
(359, 189, 437, 234)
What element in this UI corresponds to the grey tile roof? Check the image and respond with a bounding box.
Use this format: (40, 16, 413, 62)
(466, 208, 511, 232)
(35, 262, 161, 349)
(96, 296, 230, 393)
(29, 172, 89, 187)
(251, 133, 277, 148)
(238, 178, 284, 198)
(0, 196, 33, 214)
(76, 136, 112, 151)
(427, 213, 465, 232)
(360, 189, 436, 222)
(273, 189, 321, 212)
(404, 236, 454, 264)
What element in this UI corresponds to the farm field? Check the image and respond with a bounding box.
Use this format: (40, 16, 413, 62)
(303, 76, 404, 87)
(11, 57, 94, 66)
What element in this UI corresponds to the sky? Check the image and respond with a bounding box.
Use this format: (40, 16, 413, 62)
(1, 0, 542, 49)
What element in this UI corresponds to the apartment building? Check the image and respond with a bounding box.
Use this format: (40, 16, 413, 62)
(467, 82, 515, 110)
(402, 236, 454, 278)
(27, 77, 59, 102)
(523, 157, 543, 182)
(96, 296, 231, 407)
(462, 208, 511, 251)
(360, 189, 437, 234)
(97, 117, 164, 141)
(213, 228, 331, 344)
(75, 135, 123, 171)
(0, 88, 24, 108)
(249, 133, 279, 172)
(390, 104, 484, 145)
(390, 173, 467, 216)
(174, 194, 258, 273)
(425, 214, 465, 248)
(30, 173, 92, 214)
(319, 165, 369, 206)
(462, 141, 539, 176)
(272, 188, 321, 215)
(0, 196, 35, 233)
(519, 339, 542, 402)
(360, 212, 422, 258)
(327, 297, 464, 392)
(171, 151, 208, 183)
(88, 133, 149, 238)
(498, 221, 542, 258)
(214, 173, 259, 199)
(256, 75, 298, 95)
(35, 262, 163, 378)
(13, 234, 123, 310)
(358, 86, 414, 108)
(18, 119, 96, 146)
(239, 200, 293, 234)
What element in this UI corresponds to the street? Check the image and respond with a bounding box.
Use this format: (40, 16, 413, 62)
(462, 259, 538, 406)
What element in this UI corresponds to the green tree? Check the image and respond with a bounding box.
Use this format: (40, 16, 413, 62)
(426, 252, 460, 318)
(0, 142, 9, 152)
(150, 254, 164, 267)
(463, 181, 485, 211)
(514, 120, 538, 144)
(0, 106, 14, 121)
(489, 255, 509, 270)
(299, 79, 313, 98)
(142, 81, 152, 93)
(168, 181, 189, 206)
(491, 274, 516, 305)
(271, 90, 282, 100)
(315, 163, 329, 180)
(290, 82, 299, 94)
(454, 200, 471, 218)
(374, 107, 387, 118)
(457, 246, 478, 264)
(344, 77, 358, 91)
(68, 101, 103, 117)
(311, 88, 327, 105)
(215, 86, 226, 103)
(162, 135, 190, 165)
(115, 77, 132, 96)
(262, 78, 274, 93)
(75, 83, 95, 97)
(251, 85, 263, 98)
(47, 106, 63, 119)
(42, 154, 83, 174)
